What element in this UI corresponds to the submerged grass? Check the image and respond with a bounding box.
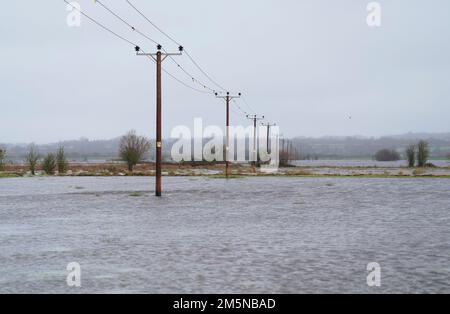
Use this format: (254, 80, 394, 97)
(207, 174, 246, 180)
(0, 173, 21, 178)
(2, 168, 450, 180)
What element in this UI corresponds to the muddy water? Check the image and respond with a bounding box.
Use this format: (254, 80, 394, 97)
(0, 177, 449, 293)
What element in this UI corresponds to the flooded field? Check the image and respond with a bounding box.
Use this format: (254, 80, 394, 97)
(0, 176, 449, 294)
(293, 159, 450, 168)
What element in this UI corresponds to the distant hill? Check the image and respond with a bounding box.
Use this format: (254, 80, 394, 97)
(1, 138, 122, 162)
(1, 133, 450, 162)
(292, 133, 450, 159)
(383, 132, 450, 141)
(0, 137, 169, 163)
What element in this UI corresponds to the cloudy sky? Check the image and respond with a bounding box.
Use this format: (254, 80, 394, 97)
(1, 0, 449, 143)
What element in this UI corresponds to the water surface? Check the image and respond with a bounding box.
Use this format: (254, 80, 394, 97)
(0, 177, 449, 293)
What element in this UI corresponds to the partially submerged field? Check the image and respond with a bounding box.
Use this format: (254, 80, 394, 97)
(0, 176, 449, 293)
(2, 162, 450, 178)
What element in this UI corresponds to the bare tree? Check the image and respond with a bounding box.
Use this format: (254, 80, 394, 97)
(26, 145, 40, 175)
(279, 139, 298, 167)
(417, 140, 429, 167)
(0, 148, 5, 171)
(405, 144, 416, 168)
(119, 130, 151, 172)
(56, 147, 69, 174)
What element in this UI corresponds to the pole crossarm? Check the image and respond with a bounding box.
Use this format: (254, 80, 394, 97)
(135, 45, 183, 61)
(246, 114, 265, 121)
(215, 92, 242, 100)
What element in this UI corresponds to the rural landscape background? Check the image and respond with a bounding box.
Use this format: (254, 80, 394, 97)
(2, 132, 450, 163)
(1, 0, 450, 295)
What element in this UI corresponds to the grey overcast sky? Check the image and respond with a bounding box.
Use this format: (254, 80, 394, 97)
(1, 0, 449, 143)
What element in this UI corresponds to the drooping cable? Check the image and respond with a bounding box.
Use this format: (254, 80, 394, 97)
(95, 0, 217, 93)
(63, 0, 210, 95)
(125, 0, 229, 93)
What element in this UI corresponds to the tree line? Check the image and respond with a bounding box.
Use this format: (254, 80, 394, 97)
(374, 140, 432, 167)
(405, 140, 431, 168)
(25, 146, 69, 175)
(1, 137, 449, 175)
(0, 130, 151, 175)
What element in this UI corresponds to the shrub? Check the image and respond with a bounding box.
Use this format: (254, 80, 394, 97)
(374, 149, 400, 162)
(413, 168, 426, 176)
(0, 148, 5, 171)
(119, 130, 151, 172)
(417, 140, 429, 168)
(107, 165, 118, 174)
(56, 147, 69, 174)
(405, 144, 416, 168)
(43, 154, 57, 175)
(26, 145, 40, 175)
(279, 139, 298, 167)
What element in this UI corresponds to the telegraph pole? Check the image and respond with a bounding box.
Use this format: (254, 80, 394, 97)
(261, 122, 277, 154)
(215, 92, 241, 178)
(246, 114, 265, 167)
(136, 44, 183, 197)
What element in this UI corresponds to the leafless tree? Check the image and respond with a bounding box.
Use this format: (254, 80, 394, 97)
(417, 140, 430, 167)
(56, 147, 69, 174)
(26, 145, 40, 175)
(405, 144, 416, 168)
(0, 148, 5, 171)
(119, 130, 151, 172)
(279, 139, 298, 167)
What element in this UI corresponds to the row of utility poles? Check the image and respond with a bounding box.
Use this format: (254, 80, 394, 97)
(261, 122, 277, 154)
(215, 92, 241, 178)
(247, 114, 265, 168)
(139, 45, 275, 197)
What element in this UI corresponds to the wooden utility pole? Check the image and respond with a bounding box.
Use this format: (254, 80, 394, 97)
(261, 122, 276, 154)
(215, 92, 241, 178)
(136, 44, 182, 197)
(246, 114, 264, 167)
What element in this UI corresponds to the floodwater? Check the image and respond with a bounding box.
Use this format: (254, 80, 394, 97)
(293, 159, 450, 168)
(0, 176, 449, 294)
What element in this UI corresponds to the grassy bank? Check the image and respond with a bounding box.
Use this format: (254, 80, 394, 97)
(2, 171, 450, 180)
(0, 173, 21, 178)
(2, 162, 450, 179)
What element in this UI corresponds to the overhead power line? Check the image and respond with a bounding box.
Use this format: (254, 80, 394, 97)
(125, 0, 182, 47)
(241, 96, 257, 114)
(183, 50, 228, 93)
(96, 0, 159, 45)
(232, 99, 250, 116)
(63, 0, 209, 94)
(125, 0, 229, 93)
(95, 0, 217, 93)
(64, 0, 264, 117)
(64, 0, 137, 47)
